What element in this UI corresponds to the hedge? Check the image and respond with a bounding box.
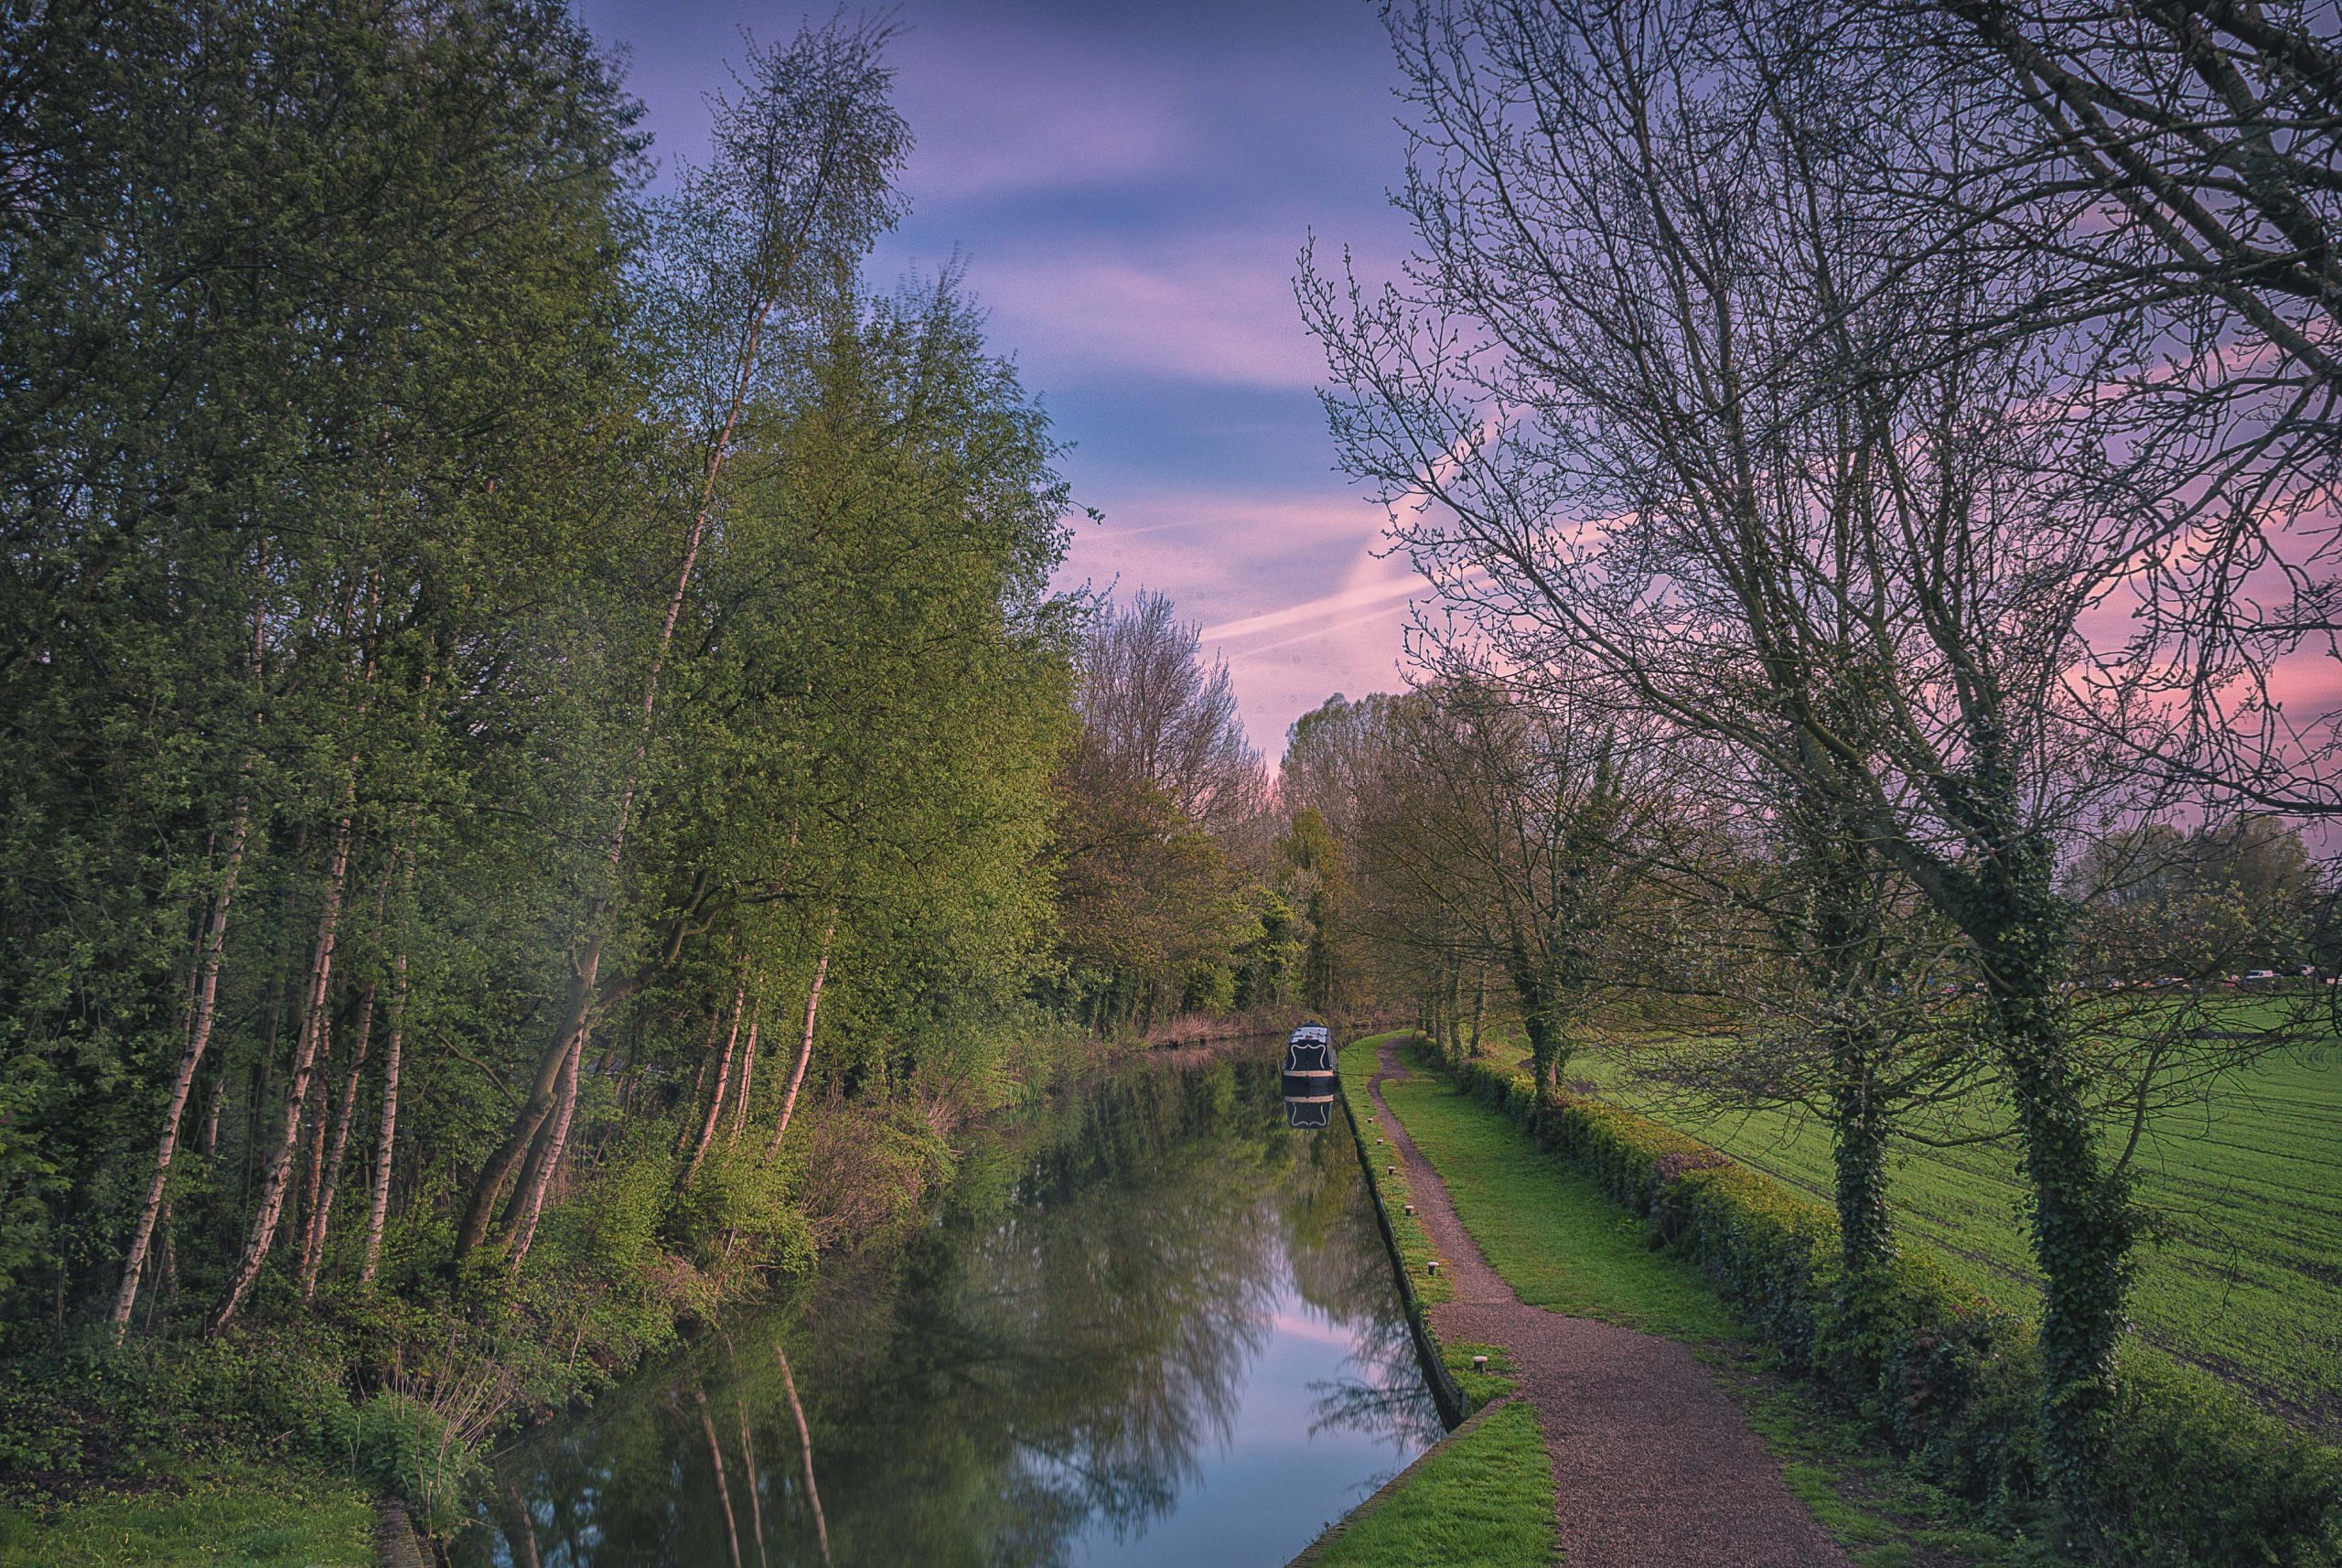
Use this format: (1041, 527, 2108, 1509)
(1445, 1051, 2342, 1566)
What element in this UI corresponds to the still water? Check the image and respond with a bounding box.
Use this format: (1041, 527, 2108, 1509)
(457, 1054, 1443, 1567)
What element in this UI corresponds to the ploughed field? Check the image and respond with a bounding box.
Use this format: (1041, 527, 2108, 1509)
(1491, 1018, 2342, 1433)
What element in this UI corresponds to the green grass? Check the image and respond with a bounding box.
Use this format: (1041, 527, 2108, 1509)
(1443, 1341, 1519, 1414)
(1308, 1400, 1557, 1568)
(1537, 1031, 2342, 1426)
(1723, 1359, 2065, 1568)
(1353, 1037, 1738, 1339)
(1340, 1033, 1452, 1307)
(0, 1466, 375, 1567)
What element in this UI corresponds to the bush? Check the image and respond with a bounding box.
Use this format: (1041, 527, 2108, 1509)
(332, 1391, 480, 1530)
(0, 1327, 351, 1496)
(2101, 1353, 2342, 1566)
(1439, 1049, 2342, 1565)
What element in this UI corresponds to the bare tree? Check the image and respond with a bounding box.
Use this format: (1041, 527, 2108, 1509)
(1301, 0, 2211, 1499)
(1072, 589, 1266, 834)
(1884, 0, 2342, 816)
(1349, 672, 1675, 1091)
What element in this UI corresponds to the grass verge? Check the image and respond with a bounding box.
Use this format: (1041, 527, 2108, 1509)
(1306, 1400, 1556, 1568)
(1370, 1050, 1737, 1338)
(0, 1464, 375, 1567)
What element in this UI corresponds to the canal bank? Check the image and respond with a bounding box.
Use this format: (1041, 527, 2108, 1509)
(455, 1047, 1443, 1567)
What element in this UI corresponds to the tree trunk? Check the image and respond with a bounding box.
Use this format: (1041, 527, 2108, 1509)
(289, 1057, 329, 1287)
(768, 914, 838, 1155)
(503, 1028, 584, 1268)
(458, 280, 774, 1263)
(681, 980, 747, 1190)
(695, 1389, 747, 1568)
(727, 1006, 760, 1146)
(1992, 961, 2132, 1509)
(1509, 958, 1566, 1094)
(209, 809, 356, 1335)
(360, 935, 409, 1290)
(1433, 959, 1452, 1067)
(735, 1391, 767, 1568)
(299, 982, 376, 1299)
(1825, 1015, 1896, 1385)
(775, 1337, 832, 1566)
(455, 947, 598, 1260)
(110, 789, 254, 1334)
(678, 1003, 729, 1153)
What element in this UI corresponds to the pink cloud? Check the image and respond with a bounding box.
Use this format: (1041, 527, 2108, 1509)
(1058, 488, 1423, 754)
(971, 239, 1330, 390)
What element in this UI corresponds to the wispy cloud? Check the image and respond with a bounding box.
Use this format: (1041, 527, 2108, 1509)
(898, 27, 1194, 201)
(974, 239, 1328, 390)
(1203, 572, 1422, 643)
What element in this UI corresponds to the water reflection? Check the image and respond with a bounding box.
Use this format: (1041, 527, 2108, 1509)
(1284, 1096, 1333, 1130)
(460, 1058, 1440, 1568)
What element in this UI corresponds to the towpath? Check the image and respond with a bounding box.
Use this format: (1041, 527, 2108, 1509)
(1366, 1036, 1852, 1568)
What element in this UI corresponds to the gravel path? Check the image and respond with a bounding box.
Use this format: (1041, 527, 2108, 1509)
(1367, 1038, 1852, 1568)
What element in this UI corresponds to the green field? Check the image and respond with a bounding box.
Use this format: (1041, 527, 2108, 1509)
(1490, 1031, 2342, 1431)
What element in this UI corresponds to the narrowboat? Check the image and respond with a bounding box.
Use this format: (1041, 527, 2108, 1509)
(1281, 1022, 1337, 1097)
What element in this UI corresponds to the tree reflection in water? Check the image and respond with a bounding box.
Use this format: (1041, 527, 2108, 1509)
(459, 1057, 1438, 1567)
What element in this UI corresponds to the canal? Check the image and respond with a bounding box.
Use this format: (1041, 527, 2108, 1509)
(456, 1050, 1442, 1567)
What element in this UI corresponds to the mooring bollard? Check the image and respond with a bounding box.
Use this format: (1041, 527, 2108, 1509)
(1402, 1203, 1414, 1216)
(1427, 1260, 1441, 1275)
(1471, 1354, 1488, 1370)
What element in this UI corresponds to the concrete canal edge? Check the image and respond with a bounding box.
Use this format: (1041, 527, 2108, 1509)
(1281, 1397, 1514, 1567)
(1279, 1034, 1480, 1567)
(1336, 1048, 1467, 1428)
(375, 1498, 431, 1568)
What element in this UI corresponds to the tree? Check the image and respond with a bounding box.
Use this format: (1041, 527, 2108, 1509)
(1357, 677, 1671, 1091)
(1301, 0, 2210, 1499)
(453, 14, 912, 1269)
(1878, 2, 2342, 820)
(1049, 593, 1266, 1033)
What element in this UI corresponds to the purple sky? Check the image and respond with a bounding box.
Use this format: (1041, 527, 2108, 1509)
(575, 0, 1422, 758)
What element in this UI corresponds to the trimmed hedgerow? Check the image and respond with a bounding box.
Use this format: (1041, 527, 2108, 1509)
(1445, 1053, 2342, 1567)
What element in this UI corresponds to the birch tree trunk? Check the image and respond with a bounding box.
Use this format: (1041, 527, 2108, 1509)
(460, 274, 779, 1262)
(695, 1389, 747, 1568)
(109, 789, 254, 1334)
(776, 1337, 833, 1565)
(767, 913, 837, 1155)
(360, 933, 409, 1290)
(726, 1005, 759, 1145)
(503, 1029, 583, 1267)
(298, 981, 375, 1298)
(681, 979, 747, 1189)
(209, 807, 355, 1334)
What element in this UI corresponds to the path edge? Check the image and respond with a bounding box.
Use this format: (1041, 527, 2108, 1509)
(1337, 1034, 1468, 1428)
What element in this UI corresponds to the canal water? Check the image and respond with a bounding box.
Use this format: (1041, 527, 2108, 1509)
(456, 1052, 1442, 1568)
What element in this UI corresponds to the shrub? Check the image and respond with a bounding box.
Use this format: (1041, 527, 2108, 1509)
(333, 1391, 481, 1530)
(2100, 1353, 2342, 1566)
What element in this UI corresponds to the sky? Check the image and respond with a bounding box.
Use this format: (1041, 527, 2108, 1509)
(575, 0, 1423, 759)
